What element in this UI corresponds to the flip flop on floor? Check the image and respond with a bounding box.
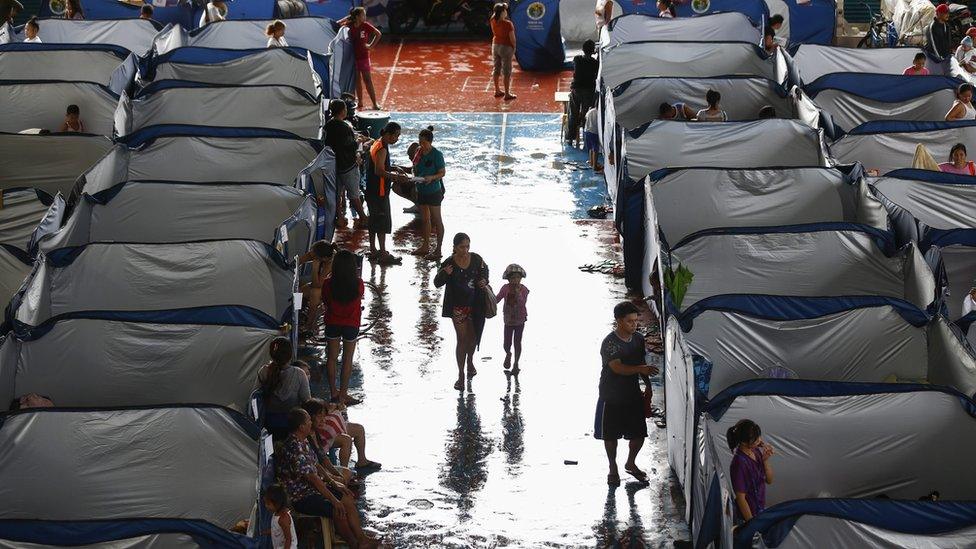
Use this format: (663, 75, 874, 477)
(625, 466, 650, 484)
(356, 460, 382, 472)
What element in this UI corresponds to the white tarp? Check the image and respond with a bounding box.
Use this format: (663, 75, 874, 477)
(792, 44, 945, 84)
(45, 183, 314, 251)
(0, 190, 51, 253)
(0, 407, 258, 528)
(610, 77, 795, 128)
(600, 41, 778, 90)
(831, 125, 976, 173)
(669, 229, 935, 311)
(813, 88, 955, 132)
(0, 19, 161, 55)
(153, 17, 335, 55)
(0, 48, 124, 86)
(600, 12, 760, 48)
(77, 136, 318, 191)
(560, 0, 598, 43)
(871, 173, 976, 234)
(0, 247, 30, 309)
(882, 0, 936, 44)
(650, 167, 887, 247)
(15, 241, 293, 327)
(685, 306, 929, 399)
(938, 244, 976, 320)
(0, 319, 275, 411)
(0, 82, 118, 136)
(0, 133, 112, 197)
(623, 119, 826, 181)
(147, 48, 319, 97)
(114, 85, 322, 139)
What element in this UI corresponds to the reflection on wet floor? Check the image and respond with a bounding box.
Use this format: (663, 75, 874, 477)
(301, 113, 687, 547)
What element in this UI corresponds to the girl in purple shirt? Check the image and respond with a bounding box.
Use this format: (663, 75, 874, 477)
(727, 419, 775, 523)
(496, 264, 529, 375)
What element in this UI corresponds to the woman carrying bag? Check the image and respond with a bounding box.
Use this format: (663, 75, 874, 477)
(434, 233, 491, 391)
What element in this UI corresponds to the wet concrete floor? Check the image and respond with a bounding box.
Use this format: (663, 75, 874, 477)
(300, 113, 688, 548)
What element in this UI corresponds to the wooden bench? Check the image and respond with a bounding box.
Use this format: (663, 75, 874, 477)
(294, 513, 348, 548)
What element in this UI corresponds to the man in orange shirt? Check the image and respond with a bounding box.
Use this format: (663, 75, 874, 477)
(489, 3, 517, 100)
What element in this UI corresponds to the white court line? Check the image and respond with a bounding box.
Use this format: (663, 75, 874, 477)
(380, 39, 404, 108)
(497, 112, 508, 182)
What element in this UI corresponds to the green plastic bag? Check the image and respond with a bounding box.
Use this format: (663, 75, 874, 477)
(664, 264, 694, 309)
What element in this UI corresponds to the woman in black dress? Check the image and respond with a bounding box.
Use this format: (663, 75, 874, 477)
(434, 233, 489, 390)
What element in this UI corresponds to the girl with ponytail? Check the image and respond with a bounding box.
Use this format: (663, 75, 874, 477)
(257, 337, 310, 436)
(411, 125, 447, 258)
(727, 419, 775, 522)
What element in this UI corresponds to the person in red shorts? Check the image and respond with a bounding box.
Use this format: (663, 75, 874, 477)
(340, 7, 382, 111)
(322, 250, 366, 405)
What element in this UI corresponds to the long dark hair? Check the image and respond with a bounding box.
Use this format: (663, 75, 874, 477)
(260, 336, 293, 394)
(950, 142, 968, 162)
(726, 419, 761, 451)
(419, 125, 434, 143)
(330, 250, 360, 303)
(492, 2, 507, 21)
(67, 0, 84, 17)
(263, 484, 290, 512)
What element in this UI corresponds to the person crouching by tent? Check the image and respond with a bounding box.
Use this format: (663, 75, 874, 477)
(365, 122, 407, 264)
(340, 7, 382, 111)
(595, 301, 657, 486)
(727, 419, 775, 522)
(568, 39, 599, 146)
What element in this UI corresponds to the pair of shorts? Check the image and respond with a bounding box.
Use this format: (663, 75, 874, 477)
(416, 191, 443, 207)
(338, 165, 362, 200)
(452, 306, 473, 322)
(355, 56, 371, 73)
(292, 489, 341, 518)
(325, 324, 360, 342)
(365, 196, 392, 233)
(584, 131, 600, 153)
(492, 44, 514, 77)
(593, 397, 647, 440)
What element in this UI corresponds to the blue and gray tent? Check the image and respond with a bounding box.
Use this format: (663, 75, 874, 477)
(0, 406, 263, 546)
(0, 18, 164, 56)
(871, 169, 976, 321)
(599, 12, 762, 49)
(115, 82, 324, 140)
(830, 120, 976, 173)
(139, 46, 329, 98)
(0, 80, 119, 136)
(685, 381, 976, 548)
(0, 43, 135, 92)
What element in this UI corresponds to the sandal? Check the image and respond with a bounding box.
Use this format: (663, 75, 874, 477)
(625, 466, 649, 484)
(467, 366, 477, 378)
(511, 365, 520, 376)
(494, 90, 505, 98)
(608, 472, 620, 487)
(503, 355, 511, 370)
(454, 378, 464, 391)
(356, 460, 382, 472)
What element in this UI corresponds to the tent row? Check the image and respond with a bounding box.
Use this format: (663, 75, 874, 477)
(0, 17, 353, 97)
(646, 165, 976, 547)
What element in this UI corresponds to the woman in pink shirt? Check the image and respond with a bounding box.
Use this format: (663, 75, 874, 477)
(939, 143, 976, 175)
(496, 264, 529, 374)
(903, 52, 930, 75)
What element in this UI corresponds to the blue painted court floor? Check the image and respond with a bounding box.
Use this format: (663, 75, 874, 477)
(302, 113, 687, 547)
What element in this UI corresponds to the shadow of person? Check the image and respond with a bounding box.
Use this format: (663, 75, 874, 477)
(414, 253, 442, 363)
(439, 392, 493, 521)
(501, 375, 524, 470)
(593, 480, 650, 548)
(364, 260, 393, 371)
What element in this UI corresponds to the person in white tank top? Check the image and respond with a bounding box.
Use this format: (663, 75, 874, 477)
(945, 83, 976, 121)
(264, 485, 298, 549)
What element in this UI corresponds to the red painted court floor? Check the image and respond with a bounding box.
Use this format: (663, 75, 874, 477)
(366, 39, 570, 113)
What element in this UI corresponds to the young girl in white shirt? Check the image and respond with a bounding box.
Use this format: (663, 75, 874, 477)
(266, 20, 288, 48)
(262, 484, 297, 549)
(23, 17, 41, 42)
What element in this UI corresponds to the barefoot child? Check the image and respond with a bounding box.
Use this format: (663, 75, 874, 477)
(496, 264, 529, 374)
(340, 7, 382, 110)
(262, 484, 297, 549)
